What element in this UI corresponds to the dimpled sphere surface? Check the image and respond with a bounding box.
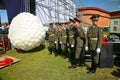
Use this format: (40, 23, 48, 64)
(8, 12, 45, 51)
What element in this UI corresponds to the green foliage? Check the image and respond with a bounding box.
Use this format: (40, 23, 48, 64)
(0, 45, 119, 80)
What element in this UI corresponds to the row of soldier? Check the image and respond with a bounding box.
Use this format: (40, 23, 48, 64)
(47, 14, 102, 74)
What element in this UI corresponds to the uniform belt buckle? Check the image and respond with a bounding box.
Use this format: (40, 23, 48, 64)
(69, 35, 73, 37)
(90, 38, 98, 40)
(50, 34, 55, 36)
(63, 36, 67, 37)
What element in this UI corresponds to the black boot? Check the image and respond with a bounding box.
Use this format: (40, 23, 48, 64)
(78, 64, 85, 67)
(87, 69, 96, 74)
(49, 48, 52, 54)
(87, 64, 97, 74)
(68, 65, 76, 69)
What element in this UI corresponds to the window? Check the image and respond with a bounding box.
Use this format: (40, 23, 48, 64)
(113, 26, 117, 31)
(114, 21, 118, 25)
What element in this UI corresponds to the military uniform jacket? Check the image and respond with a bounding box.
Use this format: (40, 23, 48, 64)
(76, 27, 86, 47)
(48, 28, 55, 42)
(86, 25, 102, 50)
(61, 28, 68, 44)
(55, 28, 62, 42)
(68, 26, 77, 45)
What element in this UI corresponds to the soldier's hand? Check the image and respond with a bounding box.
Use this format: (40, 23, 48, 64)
(60, 42, 62, 44)
(96, 48, 101, 54)
(71, 45, 74, 47)
(54, 41, 57, 44)
(67, 43, 69, 46)
(85, 47, 88, 51)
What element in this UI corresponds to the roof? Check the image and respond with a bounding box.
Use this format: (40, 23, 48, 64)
(77, 7, 110, 14)
(110, 10, 120, 18)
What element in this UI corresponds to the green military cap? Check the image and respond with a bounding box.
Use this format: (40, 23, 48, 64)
(69, 18, 75, 22)
(58, 23, 62, 26)
(49, 23, 53, 25)
(65, 22, 69, 24)
(74, 17, 81, 22)
(55, 22, 59, 25)
(90, 14, 100, 21)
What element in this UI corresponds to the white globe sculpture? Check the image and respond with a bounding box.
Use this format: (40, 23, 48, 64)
(8, 12, 45, 51)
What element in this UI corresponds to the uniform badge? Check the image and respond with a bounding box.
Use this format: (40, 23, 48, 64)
(78, 28, 80, 32)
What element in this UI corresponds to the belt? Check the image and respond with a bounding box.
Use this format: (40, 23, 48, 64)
(80, 37, 84, 40)
(69, 35, 73, 38)
(50, 34, 55, 36)
(62, 36, 67, 38)
(90, 38, 98, 40)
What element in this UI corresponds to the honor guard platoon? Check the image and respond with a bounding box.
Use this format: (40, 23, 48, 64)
(47, 14, 103, 74)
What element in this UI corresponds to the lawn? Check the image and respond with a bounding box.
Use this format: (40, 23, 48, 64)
(0, 44, 120, 80)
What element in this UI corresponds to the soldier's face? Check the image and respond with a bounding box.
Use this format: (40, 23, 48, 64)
(69, 22, 74, 26)
(59, 25, 62, 29)
(50, 25, 53, 28)
(67, 24, 70, 28)
(75, 21, 80, 27)
(65, 24, 68, 28)
(92, 20, 98, 25)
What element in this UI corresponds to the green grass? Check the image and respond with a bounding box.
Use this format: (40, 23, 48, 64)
(0, 44, 120, 80)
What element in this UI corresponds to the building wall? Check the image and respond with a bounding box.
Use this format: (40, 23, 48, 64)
(78, 8, 110, 27)
(110, 18, 120, 33)
(110, 11, 120, 33)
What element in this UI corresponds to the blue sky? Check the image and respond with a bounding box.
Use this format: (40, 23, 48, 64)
(0, 9, 8, 23)
(73, 0, 120, 11)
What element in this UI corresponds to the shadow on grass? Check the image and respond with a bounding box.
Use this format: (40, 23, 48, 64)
(16, 44, 45, 53)
(114, 57, 120, 67)
(114, 62, 120, 67)
(47, 46, 51, 53)
(112, 60, 120, 78)
(111, 69, 120, 78)
(0, 77, 2, 80)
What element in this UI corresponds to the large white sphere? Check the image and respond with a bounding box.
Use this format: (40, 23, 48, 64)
(8, 12, 45, 51)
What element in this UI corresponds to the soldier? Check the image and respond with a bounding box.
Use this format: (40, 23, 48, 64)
(47, 23, 55, 54)
(74, 17, 86, 67)
(68, 18, 77, 69)
(54, 23, 62, 55)
(61, 23, 69, 57)
(85, 14, 102, 74)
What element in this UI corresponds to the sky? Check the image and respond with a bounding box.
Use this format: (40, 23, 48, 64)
(0, 9, 8, 23)
(73, 0, 120, 12)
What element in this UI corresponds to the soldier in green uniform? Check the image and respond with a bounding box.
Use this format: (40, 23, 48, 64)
(54, 23, 62, 55)
(74, 17, 86, 67)
(61, 23, 69, 57)
(85, 14, 102, 74)
(47, 23, 55, 54)
(68, 18, 77, 69)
